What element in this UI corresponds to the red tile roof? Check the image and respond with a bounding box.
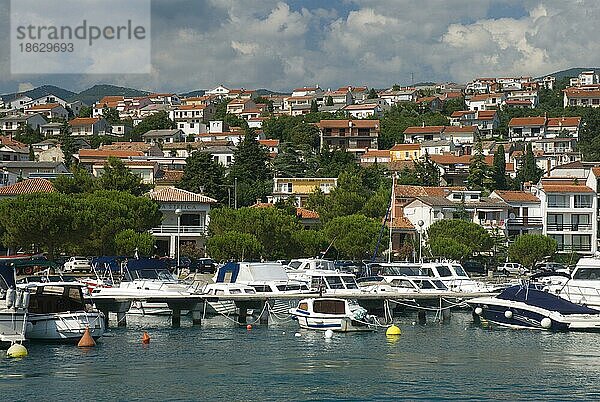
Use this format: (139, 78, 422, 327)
(296, 207, 319, 219)
(505, 100, 532, 105)
(564, 87, 600, 98)
(318, 119, 379, 129)
(69, 117, 100, 126)
(444, 126, 477, 133)
(394, 185, 466, 198)
(390, 216, 415, 229)
(79, 149, 144, 158)
(508, 117, 546, 127)
(362, 150, 390, 158)
(27, 103, 61, 110)
(0, 178, 54, 195)
(403, 126, 445, 134)
(258, 139, 280, 147)
(492, 190, 539, 203)
(429, 154, 472, 165)
(148, 187, 217, 203)
(543, 185, 595, 194)
(390, 143, 421, 151)
(547, 117, 581, 127)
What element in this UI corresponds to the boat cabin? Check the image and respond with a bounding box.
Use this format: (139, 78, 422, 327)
(23, 283, 87, 314)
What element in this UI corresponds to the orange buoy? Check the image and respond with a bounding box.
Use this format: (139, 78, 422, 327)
(77, 327, 96, 348)
(141, 332, 151, 344)
(246, 324, 252, 330)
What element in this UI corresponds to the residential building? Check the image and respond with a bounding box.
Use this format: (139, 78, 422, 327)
(258, 139, 280, 157)
(148, 186, 216, 258)
(93, 160, 159, 184)
(291, 86, 323, 98)
(546, 117, 581, 139)
(226, 99, 257, 115)
(199, 145, 236, 167)
(403, 125, 446, 144)
(173, 104, 215, 135)
(40, 122, 64, 137)
(379, 89, 418, 105)
(142, 129, 186, 144)
(69, 117, 111, 136)
(508, 117, 547, 141)
(0, 178, 55, 199)
(429, 154, 472, 185)
(390, 143, 422, 161)
(0, 114, 47, 137)
(489, 190, 542, 238)
(420, 140, 455, 156)
(444, 126, 479, 147)
(343, 103, 383, 119)
(504, 90, 538, 108)
(318, 119, 379, 154)
(569, 71, 599, 87)
(0, 161, 69, 179)
(466, 93, 505, 111)
(0, 143, 29, 161)
(4, 95, 33, 111)
(563, 86, 600, 108)
(322, 90, 352, 106)
(269, 177, 337, 207)
(24, 103, 69, 120)
(337, 86, 369, 102)
(449, 110, 499, 137)
(360, 149, 391, 165)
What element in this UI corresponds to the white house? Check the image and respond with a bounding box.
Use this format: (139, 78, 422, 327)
(489, 190, 542, 238)
(142, 129, 186, 144)
(343, 103, 383, 119)
(24, 103, 69, 120)
(0, 114, 47, 137)
(147, 186, 217, 258)
(69, 117, 111, 136)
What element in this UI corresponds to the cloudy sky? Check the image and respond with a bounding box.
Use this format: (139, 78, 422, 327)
(1, 0, 599, 95)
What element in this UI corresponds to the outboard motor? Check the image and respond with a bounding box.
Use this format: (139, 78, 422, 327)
(20, 291, 30, 309)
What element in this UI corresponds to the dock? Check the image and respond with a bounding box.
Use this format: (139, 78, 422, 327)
(90, 291, 495, 328)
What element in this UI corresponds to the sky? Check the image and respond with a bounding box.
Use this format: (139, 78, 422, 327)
(1, 0, 599, 95)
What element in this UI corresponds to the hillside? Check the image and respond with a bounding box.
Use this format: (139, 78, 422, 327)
(540, 67, 600, 80)
(180, 89, 206, 98)
(1, 85, 75, 103)
(70, 84, 150, 105)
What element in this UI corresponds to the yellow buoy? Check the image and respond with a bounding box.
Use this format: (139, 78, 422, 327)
(7, 343, 28, 358)
(385, 324, 401, 336)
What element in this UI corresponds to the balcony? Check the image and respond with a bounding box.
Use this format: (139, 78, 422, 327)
(150, 225, 207, 235)
(556, 244, 592, 252)
(546, 223, 593, 232)
(506, 217, 543, 227)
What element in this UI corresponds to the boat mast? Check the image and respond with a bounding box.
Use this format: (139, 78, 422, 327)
(388, 174, 395, 263)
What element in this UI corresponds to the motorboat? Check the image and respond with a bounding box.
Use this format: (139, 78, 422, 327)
(543, 257, 600, 309)
(0, 264, 28, 346)
(202, 282, 257, 316)
(289, 298, 377, 332)
(20, 282, 106, 341)
(215, 262, 314, 315)
(287, 258, 337, 271)
(467, 284, 600, 331)
(91, 258, 198, 315)
(421, 262, 504, 293)
(286, 260, 363, 295)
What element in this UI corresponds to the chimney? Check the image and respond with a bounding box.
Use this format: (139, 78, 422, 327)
(422, 122, 425, 127)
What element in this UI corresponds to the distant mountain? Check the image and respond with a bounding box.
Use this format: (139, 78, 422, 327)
(70, 84, 150, 105)
(1, 85, 75, 103)
(180, 89, 206, 98)
(255, 88, 289, 96)
(540, 67, 600, 80)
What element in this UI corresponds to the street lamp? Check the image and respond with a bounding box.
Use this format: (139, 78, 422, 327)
(175, 208, 182, 274)
(418, 220, 424, 263)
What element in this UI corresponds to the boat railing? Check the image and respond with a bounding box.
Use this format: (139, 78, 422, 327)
(558, 283, 600, 301)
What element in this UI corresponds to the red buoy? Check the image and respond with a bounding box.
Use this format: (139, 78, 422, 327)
(77, 327, 96, 348)
(142, 332, 151, 344)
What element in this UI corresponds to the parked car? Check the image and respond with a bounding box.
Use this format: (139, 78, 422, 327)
(462, 260, 486, 275)
(62, 257, 92, 273)
(189, 258, 217, 274)
(534, 262, 567, 274)
(496, 262, 528, 275)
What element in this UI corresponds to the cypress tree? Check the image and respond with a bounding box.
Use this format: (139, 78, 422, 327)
(492, 144, 507, 190)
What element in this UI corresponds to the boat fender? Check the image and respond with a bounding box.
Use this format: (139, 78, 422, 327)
(20, 291, 30, 309)
(6, 343, 28, 358)
(474, 307, 483, 316)
(540, 317, 552, 329)
(504, 310, 513, 319)
(324, 329, 333, 339)
(6, 288, 16, 309)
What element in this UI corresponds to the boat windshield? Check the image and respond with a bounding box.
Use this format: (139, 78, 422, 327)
(127, 269, 175, 281)
(572, 267, 600, 280)
(315, 260, 336, 271)
(415, 280, 435, 289)
(325, 275, 345, 289)
(452, 265, 468, 277)
(432, 280, 448, 290)
(378, 265, 423, 276)
(435, 265, 453, 278)
(341, 276, 359, 289)
(29, 285, 85, 314)
(390, 279, 417, 289)
(276, 284, 309, 291)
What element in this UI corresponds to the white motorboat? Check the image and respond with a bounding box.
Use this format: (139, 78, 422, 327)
(289, 298, 376, 332)
(286, 259, 364, 296)
(421, 262, 503, 293)
(468, 284, 600, 331)
(202, 282, 257, 316)
(91, 258, 198, 315)
(215, 262, 313, 316)
(0, 264, 28, 346)
(20, 282, 105, 341)
(544, 257, 600, 308)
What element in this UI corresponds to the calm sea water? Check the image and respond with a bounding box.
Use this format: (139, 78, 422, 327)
(2, 312, 600, 401)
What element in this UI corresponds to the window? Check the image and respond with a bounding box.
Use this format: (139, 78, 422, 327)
(548, 195, 567, 208)
(593, 99, 600, 105)
(547, 214, 563, 230)
(435, 265, 452, 277)
(180, 213, 201, 226)
(574, 194, 592, 208)
(278, 182, 292, 193)
(549, 234, 564, 250)
(226, 156, 232, 164)
(572, 234, 591, 251)
(324, 276, 345, 289)
(513, 128, 523, 135)
(313, 299, 346, 314)
(531, 127, 540, 135)
(405, 152, 409, 158)
(571, 214, 590, 230)
(298, 302, 308, 311)
(338, 128, 346, 137)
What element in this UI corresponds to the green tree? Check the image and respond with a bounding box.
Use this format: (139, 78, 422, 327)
(467, 140, 490, 191)
(228, 131, 272, 206)
(14, 124, 43, 144)
(290, 122, 321, 150)
(491, 144, 507, 190)
(102, 107, 121, 125)
(78, 106, 92, 118)
(273, 143, 307, 178)
(28, 145, 35, 161)
(442, 97, 465, 115)
(517, 142, 543, 186)
(97, 156, 150, 195)
(129, 111, 176, 141)
(323, 214, 383, 260)
(53, 167, 95, 194)
(291, 230, 328, 258)
(427, 219, 493, 259)
(178, 151, 227, 203)
(508, 234, 557, 268)
(310, 99, 319, 113)
(367, 88, 378, 99)
(206, 231, 263, 262)
(325, 96, 334, 106)
(414, 151, 440, 186)
(114, 229, 155, 256)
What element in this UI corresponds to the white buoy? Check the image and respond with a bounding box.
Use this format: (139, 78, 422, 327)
(504, 310, 513, 319)
(474, 307, 483, 315)
(324, 329, 333, 339)
(294, 332, 301, 337)
(541, 317, 552, 329)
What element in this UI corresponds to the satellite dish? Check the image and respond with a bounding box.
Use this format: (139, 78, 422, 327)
(437, 212, 444, 219)
(509, 213, 516, 219)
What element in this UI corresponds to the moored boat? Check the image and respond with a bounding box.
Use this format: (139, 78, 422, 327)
(290, 298, 376, 332)
(468, 284, 600, 331)
(0, 264, 28, 346)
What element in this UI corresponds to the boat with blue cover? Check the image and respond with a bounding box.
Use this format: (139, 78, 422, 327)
(467, 284, 600, 331)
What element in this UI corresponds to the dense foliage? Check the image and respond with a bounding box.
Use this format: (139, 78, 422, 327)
(508, 234, 558, 268)
(427, 219, 493, 260)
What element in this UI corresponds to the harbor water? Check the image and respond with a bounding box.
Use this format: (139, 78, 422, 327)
(2, 312, 600, 401)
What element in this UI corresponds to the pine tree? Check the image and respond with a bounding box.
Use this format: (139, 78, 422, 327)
(178, 151, 227, 203)
(367, 88, 378, 99)
(310, 99, 319, 113)
(467, 140, 489, 191)
(491, 144, 507, 190)
(325, 96, 334, 106)
(518, 142, 543, 185)
(28, 145, 35, 161)
(273, 143, 307, 178)
(414, 151, 440, 186)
